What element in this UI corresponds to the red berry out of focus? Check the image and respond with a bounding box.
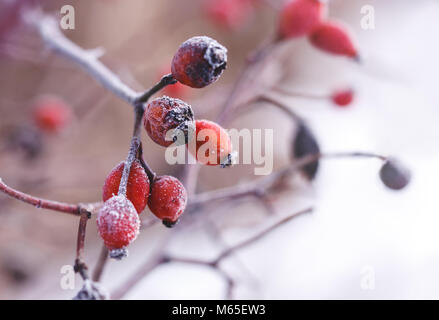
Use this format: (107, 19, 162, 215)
(33, 96, 72, 133)
(205, 0, 253, 30)
(278, 0, 326, 39)
(331, 88, 354, 107)
(187, 119, 233, 167)
(102, 160, 150, 214)
(148, 175, 188, 228)
(309, 21, 359, 59)
(171, 36, 227, 88)
(143, 96, 195, 147)
(97, 195, 140, 251)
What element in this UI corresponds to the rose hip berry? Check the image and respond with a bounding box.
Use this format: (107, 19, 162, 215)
(33, 96, 72, 133)
(97, 195, 140, 258)
(102, 160, 150, 214)
(309, 21, 358, 59)
(331, 88, 354, 107)
(187, 119, 234, 167)
(171, 36, 227, 88)
(148, 175, 188, 228)
(143, 96, 195, 147)
(278, 0, 326, 39)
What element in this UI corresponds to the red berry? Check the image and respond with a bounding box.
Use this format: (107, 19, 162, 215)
(205, 0, 253, 30)
(279, 0, 326, 39)
(33, 96, 72, 133)
(331, 88, 354, 107)
(97, 195, 140, 252)
(143, 96, 194, 147)
(148, 176, 187, 228)
(309, 21, 359, 58)
(102, 160, 150, 214)
(171, 36, 227, 88)
(187, 119, 234, 167)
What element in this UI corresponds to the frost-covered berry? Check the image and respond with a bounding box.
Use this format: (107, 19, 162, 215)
(32, 96, 72, 133)
(73, 279, 108, 300)
(331, 88, 354, 107)
(379, 158, 411, 191)
(143, 96, 195, 147)
(187, 119, 234, 167)
(97, 195, 140, 257)
(102, 160, 150, 214)
(278, 0, 326, 39)
(171, 36, 227, 88)
(148, 175, 187, 228)
(309, 21, 358, 59)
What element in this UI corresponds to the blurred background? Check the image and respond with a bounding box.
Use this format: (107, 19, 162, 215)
(0, 0, 438, 299)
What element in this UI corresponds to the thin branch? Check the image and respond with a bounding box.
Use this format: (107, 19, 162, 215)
(134, 74, 177, 104)
(212, 207, 312, 265)
(92, 245, 108, 282)
(271, 86, 328, 100)
(74, 211, 91, 281)
(111, 243, 170, 300)
(118, 137, 141, 196)
(111, 207, 311, 299)
(216, 38, 278, 124)
(0, 177, 94, 216)
(25, 10, 139, 105)
(189, 151, 388, 209)
(24, 10, 175, 108)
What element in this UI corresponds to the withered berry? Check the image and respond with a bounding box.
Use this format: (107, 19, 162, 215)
(171, 36, 227, 88)
(97, 195, 140, 258)
(187, 119, 234, 167)
(292, 122, 320, 180)
(148, 175, 188, 228)
(279, 0, 326, 39)
(379, 158, 411, 191)
(102, 160, 150, 214)
(143, 96, 195, 147)
(309, 21, 359, 59)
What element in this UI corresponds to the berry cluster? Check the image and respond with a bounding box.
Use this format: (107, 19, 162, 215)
(97, 36, 234, 257)
(279, 0, 358, 59)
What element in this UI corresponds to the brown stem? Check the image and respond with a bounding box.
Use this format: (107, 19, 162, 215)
(92, 245, 108, 282)
(134, 74, 176, 104)
(271, 86, 328, 100)
(111, 207, 311, 299)
(188, 151, 388, 209)
(74, 211, 90, 280)
(212, 207, 312, 265)
(216, 38, 278, 125)
(0, 178, 87, 216)
(137, 142, 156, 183)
